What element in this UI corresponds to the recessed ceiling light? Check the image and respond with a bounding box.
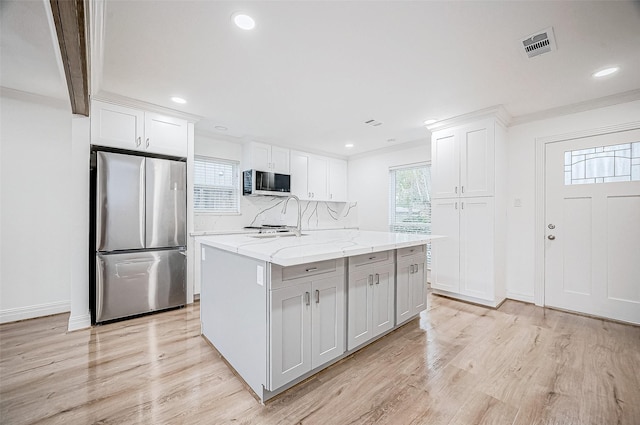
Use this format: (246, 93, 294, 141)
(423, 119, 438, 126)
(345, 143, 354, 148)
(214, 125, 228, 131)
(171, 97, 187, 104)
(233, 13, 255, 30)
(592, 67, 619, 78)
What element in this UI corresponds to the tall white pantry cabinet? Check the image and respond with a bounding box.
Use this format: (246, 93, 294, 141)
(430, 112, 508, 307)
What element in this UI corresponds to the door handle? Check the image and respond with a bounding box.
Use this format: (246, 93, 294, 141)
(145, 138, 150, 148)
(375, 273, 380, 284)
(368, 274, 373, 286)
(410, 264, 415, 274)
(315, 289, 320, 304)
(305, 291, 310, 306)
(136, 136, 141, 147)
(548, 235, 556, 240)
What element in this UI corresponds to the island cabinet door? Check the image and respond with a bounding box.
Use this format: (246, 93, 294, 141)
(270, 284, 312, 391)
(311, 275, 345, 369)
(371, 263, 395, 338)
(347, 268, 373, 351)
(395, 260, 413, 325)
(410, 261, 427, 315)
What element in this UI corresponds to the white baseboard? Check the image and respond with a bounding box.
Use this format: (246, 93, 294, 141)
(0, 300, 70, 324)
(67, 313, 92, 332)
(506, 291, 535, 304)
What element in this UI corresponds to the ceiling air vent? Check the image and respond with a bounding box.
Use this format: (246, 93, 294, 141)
(520, 27, 557, 59)
(364, 119, 383, 127)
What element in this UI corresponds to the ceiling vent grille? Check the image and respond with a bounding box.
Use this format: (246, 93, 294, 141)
(520, 27, 557, 59)
(364, 119, 383, 127)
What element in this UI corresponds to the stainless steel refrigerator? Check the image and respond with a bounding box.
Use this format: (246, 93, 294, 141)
(92, 151, 186, 323)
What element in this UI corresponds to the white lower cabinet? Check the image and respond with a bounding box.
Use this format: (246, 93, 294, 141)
(347, 253, 395, 351)
(431, 197, 502, 306)
(396, 248, 427, 325)
(269, 272, 344, 391)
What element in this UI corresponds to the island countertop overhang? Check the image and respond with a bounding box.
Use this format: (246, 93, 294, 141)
(197, 229, 443, 266)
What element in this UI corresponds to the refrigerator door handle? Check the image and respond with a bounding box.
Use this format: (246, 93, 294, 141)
(140, 158, 146, 247)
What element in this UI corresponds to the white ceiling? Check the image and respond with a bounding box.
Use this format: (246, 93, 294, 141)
(3, 1, 640, 157)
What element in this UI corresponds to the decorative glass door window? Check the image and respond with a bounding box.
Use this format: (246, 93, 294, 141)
(564, 142, 640, 185)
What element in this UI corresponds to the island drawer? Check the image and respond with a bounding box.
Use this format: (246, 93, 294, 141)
(397, 245, 425, 258)
(271, 259, 343, 289)
(349, 250, 393, 268)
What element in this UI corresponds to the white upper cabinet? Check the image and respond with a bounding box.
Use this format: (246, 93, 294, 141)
(91, 100, 188, 157)
(431, 118, 496, 199)
(290, 151, 348, 202)
(144, 112, 189, 157)
(244, 142, 290, 174)
(328, 159, 348, 202)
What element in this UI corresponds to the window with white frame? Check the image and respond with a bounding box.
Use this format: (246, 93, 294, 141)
(389, 163, 432, 264)
(193, 156, 240, 213)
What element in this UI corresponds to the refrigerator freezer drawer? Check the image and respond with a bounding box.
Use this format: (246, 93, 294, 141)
(95, 249, 186, 323)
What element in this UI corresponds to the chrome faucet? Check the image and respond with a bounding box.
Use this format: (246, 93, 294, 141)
(281, 195, 302, 237)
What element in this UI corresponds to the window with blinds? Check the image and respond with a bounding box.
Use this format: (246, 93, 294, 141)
(193, 156, 240, 214)
(389, 163, 432, 264)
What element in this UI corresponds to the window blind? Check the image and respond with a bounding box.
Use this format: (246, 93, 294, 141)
(193, 156, 240, 213)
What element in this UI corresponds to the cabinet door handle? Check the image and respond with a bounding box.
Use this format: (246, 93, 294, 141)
(462, 202, 464, 209)
(315, 289, 320, 304)
(461, 185, 464, 193)
(455, 202, 458, 210)
(136, 137, 141, 147)
(368, 275, 373, 286)
(305, 267, 318, 272)
(455, 186, 458, 194)
(145, 138, 150, 148)
(410, 264, 415, 274)
(305, 291, 310, 306)
(375, 273, 380, 285)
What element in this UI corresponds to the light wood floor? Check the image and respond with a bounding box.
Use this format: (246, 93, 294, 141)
(1, 294, 639, 425)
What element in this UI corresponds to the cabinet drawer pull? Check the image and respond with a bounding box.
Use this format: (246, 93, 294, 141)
(305, 267, 318, 272)
(375, 273, 380, 285)
(305, 291, 310, 306)
(368, 256, 376, 260)
(315, 289, 320, 304)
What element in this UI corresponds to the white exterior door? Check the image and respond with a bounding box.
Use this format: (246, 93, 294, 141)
(545, 130, 640, 324)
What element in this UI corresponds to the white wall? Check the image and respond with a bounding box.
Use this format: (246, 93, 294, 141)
(348, 139, 431, 232)
(505, 99, 640, 302)
(0, 92, 73, 322)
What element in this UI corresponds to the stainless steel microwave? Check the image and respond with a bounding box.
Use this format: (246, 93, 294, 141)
(243, 169, 291, 196)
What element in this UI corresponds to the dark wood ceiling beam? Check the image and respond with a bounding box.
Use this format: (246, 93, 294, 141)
(50, 0, 89, 116)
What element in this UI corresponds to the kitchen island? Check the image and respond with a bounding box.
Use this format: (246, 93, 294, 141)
(197, 229, 441, 402)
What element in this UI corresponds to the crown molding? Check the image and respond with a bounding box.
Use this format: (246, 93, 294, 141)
(347, 137, 429, 161)
(0, 86, 71, 111)
(88, 0, 106, 96)
(92, 91, 203, 122)
(426, 105, 511, 132)
(510, 89, 640, 127)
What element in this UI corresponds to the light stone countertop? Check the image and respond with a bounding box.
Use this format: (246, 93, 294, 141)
(197, 229, 444, 266)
